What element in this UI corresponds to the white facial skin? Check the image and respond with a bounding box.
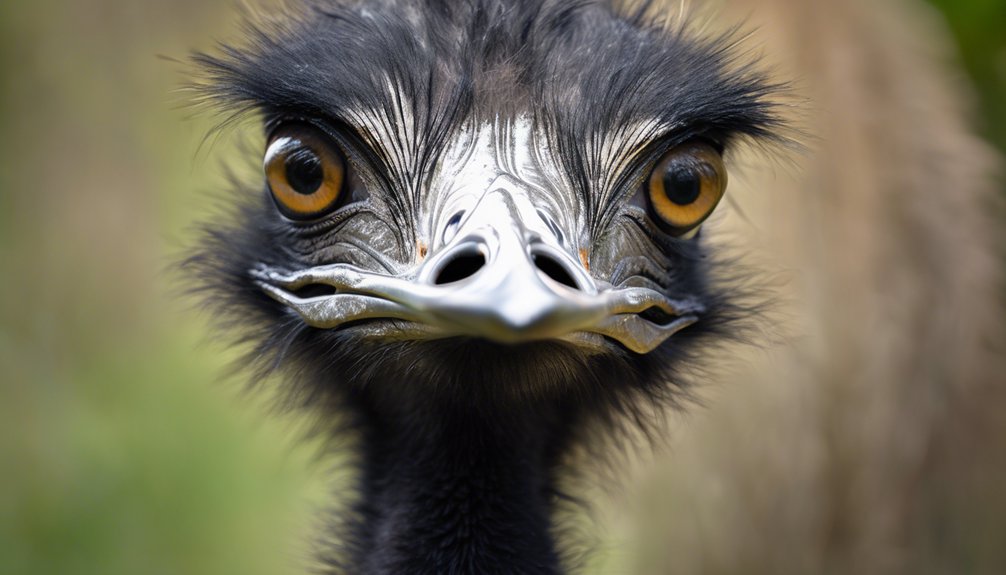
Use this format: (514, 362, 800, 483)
(424, 113, 669, 256)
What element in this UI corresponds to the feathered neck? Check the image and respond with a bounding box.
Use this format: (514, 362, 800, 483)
(339, 388, 574, 574)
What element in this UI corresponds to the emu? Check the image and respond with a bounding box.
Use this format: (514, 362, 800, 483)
(188, 0, 1003, 573)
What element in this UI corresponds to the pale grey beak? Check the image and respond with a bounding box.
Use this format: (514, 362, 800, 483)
(252, 187, 702, 353)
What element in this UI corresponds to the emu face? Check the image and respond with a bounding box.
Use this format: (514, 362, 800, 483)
(257, 116, 706, 354)
(196, 0, 779, 407)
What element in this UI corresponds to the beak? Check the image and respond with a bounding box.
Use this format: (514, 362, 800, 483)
(253, 187, 702, 353)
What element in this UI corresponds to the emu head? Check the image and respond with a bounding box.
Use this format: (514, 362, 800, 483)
(193, 0, 781, 414)
(191, 1, 785, 570)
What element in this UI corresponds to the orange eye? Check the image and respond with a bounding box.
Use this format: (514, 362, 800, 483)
(265, 124, 346, 220)
(647, 141, 727, 236)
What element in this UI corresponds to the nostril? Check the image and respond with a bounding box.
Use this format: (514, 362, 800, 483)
(434, 248, 487, 285)
(532, 253, 580, 290)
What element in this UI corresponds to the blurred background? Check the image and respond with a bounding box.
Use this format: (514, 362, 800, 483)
(0, 1, 1002, 574)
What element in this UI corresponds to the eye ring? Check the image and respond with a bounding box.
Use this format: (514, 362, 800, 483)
(647, 141, 727, 236)
(264, 124, 346, 220)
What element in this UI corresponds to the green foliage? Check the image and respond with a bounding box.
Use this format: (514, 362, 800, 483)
(928, 0, 1006, 155)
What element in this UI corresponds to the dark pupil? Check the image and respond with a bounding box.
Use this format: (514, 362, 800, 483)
(284, 147, 324, 195)
(662, 166, 702, 206)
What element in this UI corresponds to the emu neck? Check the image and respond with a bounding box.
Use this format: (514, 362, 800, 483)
(349, 396, 567, 575)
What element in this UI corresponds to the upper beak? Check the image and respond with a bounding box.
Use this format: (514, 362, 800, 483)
(252, 187, 702, 354)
